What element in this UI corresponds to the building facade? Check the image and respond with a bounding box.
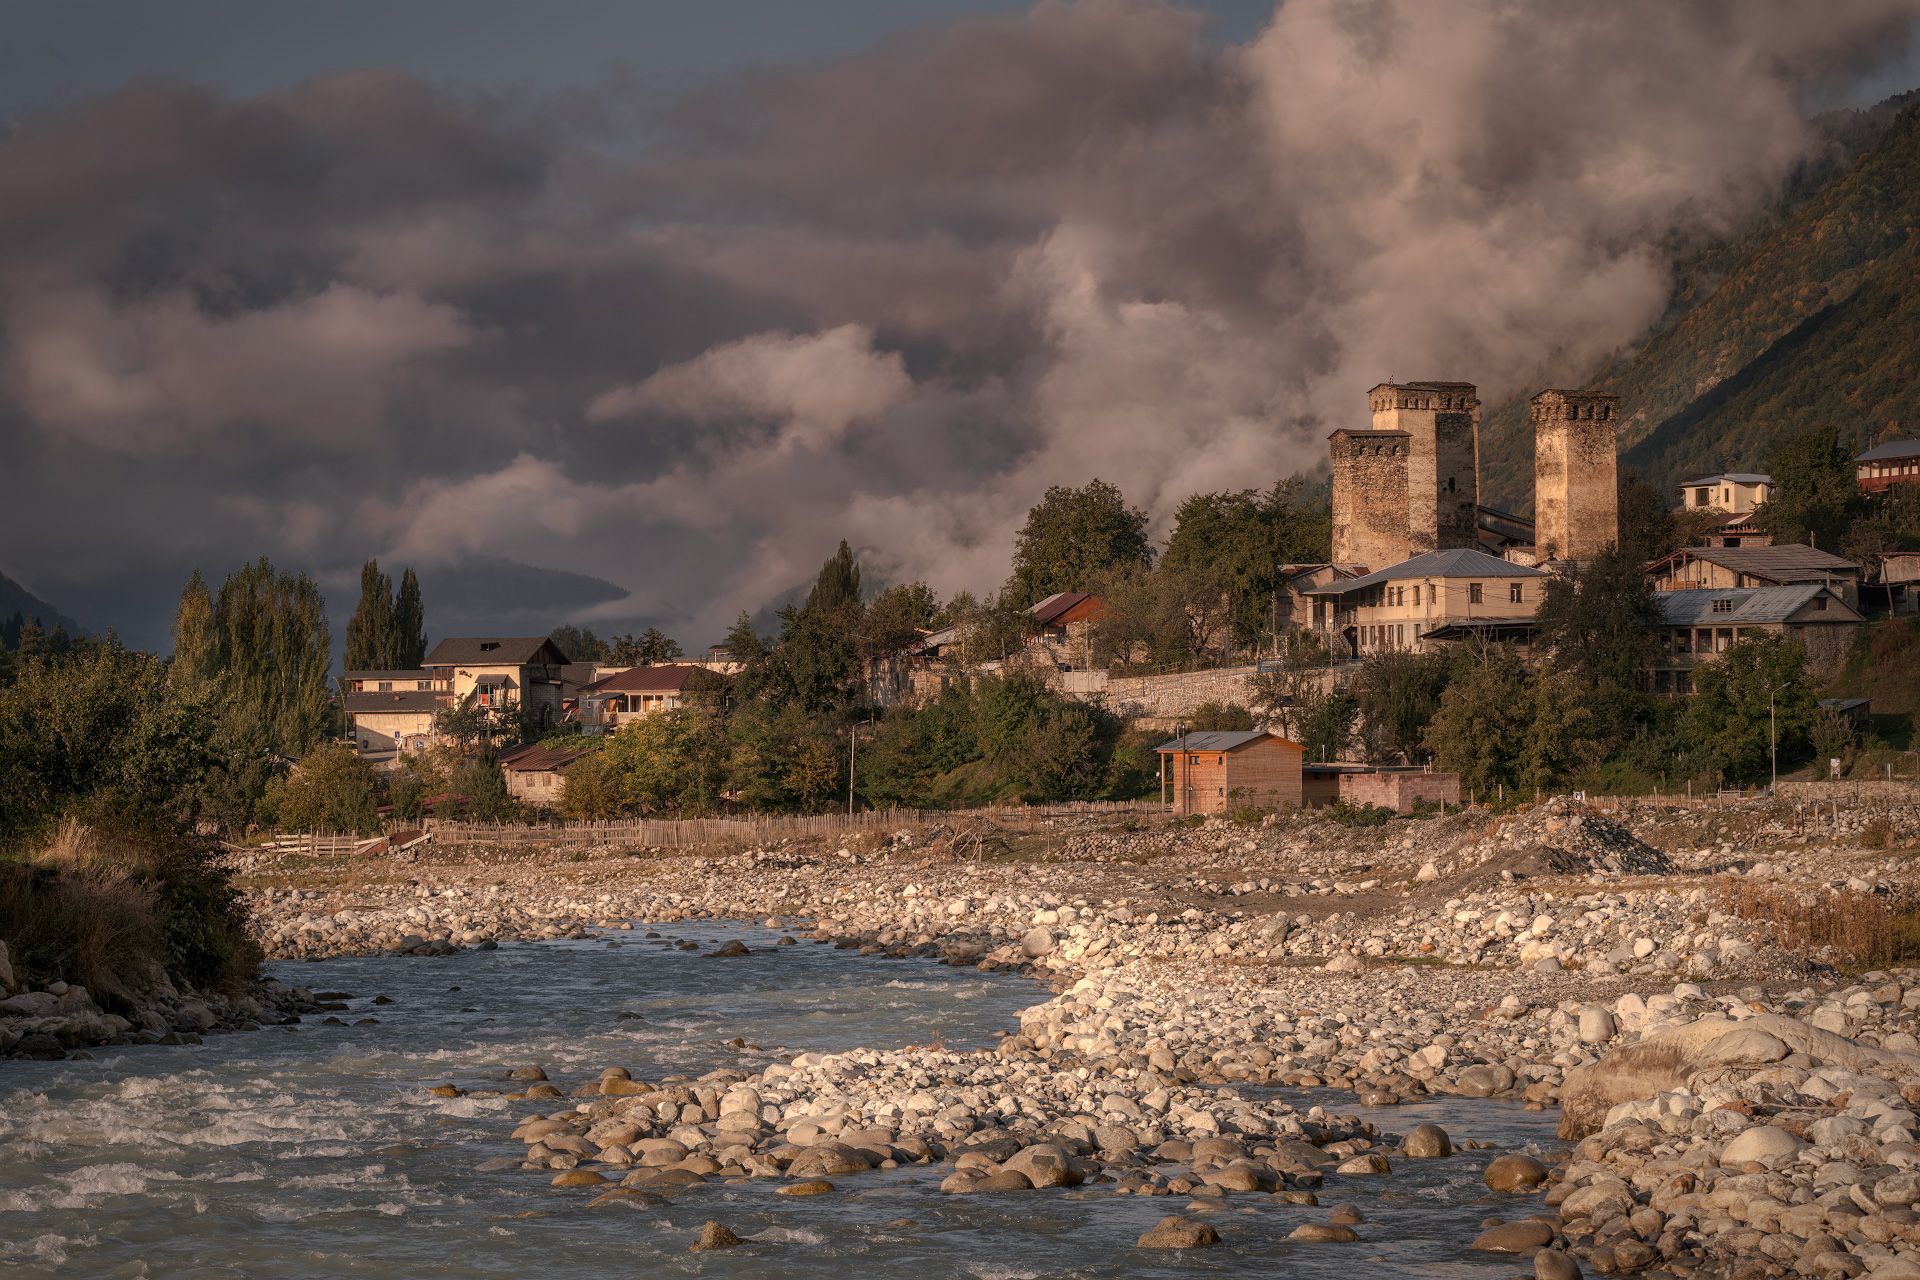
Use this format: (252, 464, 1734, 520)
(1677, 472, 1772, 513)
(1649, 545, 1862, 610)
(422, 637, 573, 730)
(1647, 585, 1864, 692)
(1157, 730, 1304, 814)
(1304, 548, 1546, 657)
(1855, 439, 1920, 494)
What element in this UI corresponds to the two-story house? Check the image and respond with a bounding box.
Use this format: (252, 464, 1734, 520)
(1676, 472, 1771, 513)
(1649, 545, 1862, 611)
(422, 636, 573, 731)
(340, 668, 452, 766)
(1303, 548, 1547, 658)
(1648, 585, 1863, 693)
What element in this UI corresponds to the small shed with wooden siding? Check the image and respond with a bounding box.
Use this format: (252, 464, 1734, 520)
(1155, 730, 1305, 815)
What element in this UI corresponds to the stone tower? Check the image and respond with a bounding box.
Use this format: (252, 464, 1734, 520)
(1531, 389, 1621, 562)
(1366, 381, 1480, 554)
(1329, 427, 1410, 570)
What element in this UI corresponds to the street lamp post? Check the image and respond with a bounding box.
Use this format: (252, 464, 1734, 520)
(1769, 688, 1777, 792)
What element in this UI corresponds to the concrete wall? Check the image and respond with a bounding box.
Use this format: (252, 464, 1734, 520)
(505, 768, 569, 810)
(1532, 389, 1620, 562)
(1339, 769, 1461, 813)
(1330, 428, 1411, 570)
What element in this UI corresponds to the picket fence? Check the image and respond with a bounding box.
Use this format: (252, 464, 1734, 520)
(424, 799, 1155, 849)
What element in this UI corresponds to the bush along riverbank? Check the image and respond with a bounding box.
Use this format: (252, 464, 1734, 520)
(230, 793, 1920, 1274)
(0, 822, 318, 1059)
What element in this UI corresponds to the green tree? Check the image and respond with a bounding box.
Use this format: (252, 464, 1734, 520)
(1293, 683, 1358, 762)
(1161, 478, 1331, 651)
(636, 627, 683, 664)
(595, 709, 730, 815)
(1682, 633, 1817, 784)
(169, 570, 217, 688)
(1424, 643, 1531, 795)
(1531, 544, 1663, 752)
(0, 640, 216, 843)
(1759, 426, 1867, 549)
(559, 749, 625, 819)
(758, 541, 866, 716)
(1186, 701, 1255, 731)
(1351, 649, 1450, 763)
(450, 757, 518, 822)
(392, 568, 427, 668)
(1517, 667, 1599, 795)
(343, 560, 395, 671)
(863, 582, 940, 656)
(265, 743, 379, 834)
(1006, 479, 1152, 608)
(549, 625, 607, 663)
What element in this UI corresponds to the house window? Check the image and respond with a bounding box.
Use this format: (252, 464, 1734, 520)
(1711, 599, 1732, 614)
(1468, 583, 1483, 604)
(1813, 596, 1828, 611)
(1508, 583, 1523, 604)
(378, 681, 392, 691)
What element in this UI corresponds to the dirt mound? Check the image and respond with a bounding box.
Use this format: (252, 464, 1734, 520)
(1509, 802, 1673, 877)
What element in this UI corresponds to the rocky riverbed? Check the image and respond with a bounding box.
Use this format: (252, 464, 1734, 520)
(11, 792, 1919, 1275)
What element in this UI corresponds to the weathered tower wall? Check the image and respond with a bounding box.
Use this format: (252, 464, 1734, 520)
(1532, 389, 1620, 562)
(1330, 428, 1411, 570)
(1368, 381, 1479, 554)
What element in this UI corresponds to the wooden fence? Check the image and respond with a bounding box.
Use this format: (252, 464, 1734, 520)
(424, 799, 1156, 849)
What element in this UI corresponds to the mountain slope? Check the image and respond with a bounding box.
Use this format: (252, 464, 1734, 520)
(1481, 94, 1920, 508)
(0, 569, 85, 636)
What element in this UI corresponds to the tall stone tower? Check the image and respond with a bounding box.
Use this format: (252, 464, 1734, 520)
(1531, 388, 1620, 562)
(1329, 427, 1410, 570)
(1366, 381, 1480, 554)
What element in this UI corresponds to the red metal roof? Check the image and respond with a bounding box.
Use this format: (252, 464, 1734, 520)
(584, 665, 702, 694)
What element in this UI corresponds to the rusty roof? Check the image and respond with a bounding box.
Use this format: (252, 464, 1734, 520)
(497, 743, 596, 772)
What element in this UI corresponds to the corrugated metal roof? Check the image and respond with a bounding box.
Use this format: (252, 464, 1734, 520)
(1304, 547, 1545, 595)
(1672, 544, 1857, 580)
(1154, 730, 1300, 753)
(497, 743, 596, 772)
(1856, 438, 1920, 463)
(1678, 473, 1771, 486)
(1653, 585, 1858, 625)
(343, 690, 446, 714)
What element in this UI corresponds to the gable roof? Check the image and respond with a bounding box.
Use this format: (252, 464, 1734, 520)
(1856, 438, 1920, 464)
(1155, 729, 1302, 753)
(1304, 547, 1545, 596)
(584, 664, 702, 694)
(1026, 591, 1103, 626)
(424, 637, 570, 667)
(1663, 544, 1858, 582)
(497, 743, 596, 772)
(1653, 585, 1862, 626)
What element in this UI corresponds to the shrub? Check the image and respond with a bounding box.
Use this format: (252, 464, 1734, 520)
(1721, 880, 1920, 969)
(1326, 801, 1392, 827)
(265, 742, 380, 834)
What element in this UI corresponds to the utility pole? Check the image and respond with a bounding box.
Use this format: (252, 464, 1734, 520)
(1770, 687, 1778, 792)
(848, 719, 873, 818)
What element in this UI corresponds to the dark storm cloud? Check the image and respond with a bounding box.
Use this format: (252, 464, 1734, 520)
(1, 0, 1917, 648)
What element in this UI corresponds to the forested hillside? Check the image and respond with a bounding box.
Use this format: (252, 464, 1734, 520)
(1482, 93, 1920, 509)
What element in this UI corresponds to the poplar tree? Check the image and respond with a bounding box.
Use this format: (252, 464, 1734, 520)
(392, 568, 427, 668)
(344, 560, 395, 671)
(170, 569, 217, 686)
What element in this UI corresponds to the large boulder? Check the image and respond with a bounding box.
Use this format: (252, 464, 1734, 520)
(1557, 1014, 1920, 1138)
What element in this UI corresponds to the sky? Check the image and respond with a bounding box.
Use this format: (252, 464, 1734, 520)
(2, 0, 1918, 652)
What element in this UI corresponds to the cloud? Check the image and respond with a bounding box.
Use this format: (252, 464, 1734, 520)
(2, 0, 1917, 651)
(587, 324, 916, 451)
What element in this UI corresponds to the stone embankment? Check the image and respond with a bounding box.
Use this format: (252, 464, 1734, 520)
(212, 794, 1920, 1270)
(0, 939, 326, 1059)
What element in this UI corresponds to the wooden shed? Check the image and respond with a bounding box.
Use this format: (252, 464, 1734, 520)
(1156, 730, 1305, 815)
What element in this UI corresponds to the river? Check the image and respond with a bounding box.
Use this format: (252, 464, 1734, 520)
(0, 924, 1565, 1277)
